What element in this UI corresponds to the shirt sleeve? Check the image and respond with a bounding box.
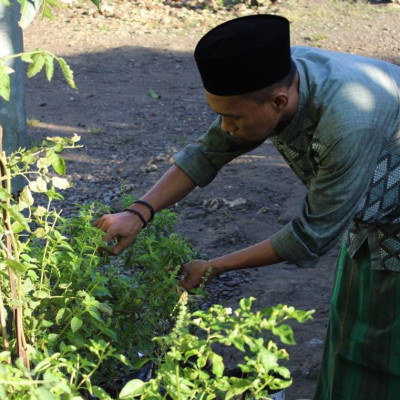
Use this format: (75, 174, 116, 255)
(174, 117, 264, 187)
(270, 127, 384, 267)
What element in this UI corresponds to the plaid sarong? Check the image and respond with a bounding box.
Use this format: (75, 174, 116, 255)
(314, 241, 400, 400)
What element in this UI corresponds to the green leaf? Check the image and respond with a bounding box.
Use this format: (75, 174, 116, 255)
(239, 296, 255, 311)
(32, 387, 55, 400)
(54, 143, 64, 152)
(183, 366, 198, 380)
(21, 53, 33, 63)
(57, 57, 76, 89)
(51, 176, 71, 189)
(210, 352, 224, 378)
(34, 228, 46, 238)
(56, 308, 67, 324)
(259, 348, 278, 371)
(5, 258, 27, 273)
(119, 379, 146, 399)
(88, 308, 102, 322)
(227, 377, 253, 397)
(102, 328, 117, 341)
(1, 203, 31, 232)
(71, 316, 83, 333)
(231, 334, 245, 352)
(37, 156, 51, 169)
(97, 302, 113, 316)
(19, 0, 43, 29)
(29, 177, 47, 192)
(92, 386, 113, 400)
(149, 89, 161, 99)
(11, 221, 26, 233)
(41, 1, 55, 21)
(44, 53, 55, 81)
(41, 319, 53, 328)
(34, 290, 49, 299)
(71, 134, 81, 142)
(272, 324, 295, 345)
(27, 52, 45, 78)
(47, 333, 59, 342)
(90, 0, 100, 7)
(0, 64, 14, 101)
(47, 151, 66, 174)
(0, 187, 11, 201)
(34, 205, 47, 217)
(34, 359, 52, 373)
(19, 186, 34, 207)
(1, 0, 11, 6)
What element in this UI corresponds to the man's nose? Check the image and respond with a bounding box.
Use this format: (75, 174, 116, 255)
(221, 116, 236, 133)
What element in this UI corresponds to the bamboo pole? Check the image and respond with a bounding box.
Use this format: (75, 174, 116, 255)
(0, 124, 29, 367)
(0, 125, 10, 358)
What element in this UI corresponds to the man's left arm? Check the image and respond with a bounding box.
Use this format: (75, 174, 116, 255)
(181, 127, 385, 290)
(180, 238, 284, 290)
(271, 127, 384, 267)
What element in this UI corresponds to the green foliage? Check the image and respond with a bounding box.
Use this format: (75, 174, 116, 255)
(0, 0, 102, 101)
(0, 49, 77, 101)
(0, 136, 314, 399)
(18, 0, 100, 29)
(0, 64, 13, 101)
(121, 296, 314, 400)
(0, 137, 199, 398)
(19, 0, 44, 29)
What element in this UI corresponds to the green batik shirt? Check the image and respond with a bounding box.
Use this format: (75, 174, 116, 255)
(174, 46, 400, 271)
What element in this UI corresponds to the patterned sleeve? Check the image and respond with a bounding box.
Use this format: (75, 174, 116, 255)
(270, 127, 385, 267)
(174, 117, 264, 187)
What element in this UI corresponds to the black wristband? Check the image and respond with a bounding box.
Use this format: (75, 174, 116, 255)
(124, 208, 147, 228)
(132, 200, 155, 221)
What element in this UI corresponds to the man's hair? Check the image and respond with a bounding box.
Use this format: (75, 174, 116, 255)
(241, 60, 297, 104)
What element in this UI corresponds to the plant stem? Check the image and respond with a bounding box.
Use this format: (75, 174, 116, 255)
(0, 287, 10, 357)
(175, 363, 182, 400)
(0, 379, 45, 385)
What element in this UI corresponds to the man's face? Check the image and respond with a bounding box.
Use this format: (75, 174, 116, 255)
(205, 90, 283, 142)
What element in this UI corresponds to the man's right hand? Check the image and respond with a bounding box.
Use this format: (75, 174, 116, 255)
(94, 211, 144, 255)
(93, 165, 197, 255)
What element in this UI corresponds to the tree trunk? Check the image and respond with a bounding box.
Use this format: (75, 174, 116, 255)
(0, 0, 27, 192)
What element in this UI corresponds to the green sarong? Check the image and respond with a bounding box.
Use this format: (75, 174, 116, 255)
(314, 241, 400, 400)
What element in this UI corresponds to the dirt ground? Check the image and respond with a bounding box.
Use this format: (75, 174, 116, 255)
(23, 1, 400, 398)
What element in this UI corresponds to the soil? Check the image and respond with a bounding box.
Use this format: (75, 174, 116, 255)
(23, 1, 400, 399)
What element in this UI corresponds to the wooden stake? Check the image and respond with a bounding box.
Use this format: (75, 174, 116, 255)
(0, 124, 29, 367)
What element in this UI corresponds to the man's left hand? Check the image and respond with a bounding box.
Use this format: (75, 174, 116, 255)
(179, 260, 217, 290)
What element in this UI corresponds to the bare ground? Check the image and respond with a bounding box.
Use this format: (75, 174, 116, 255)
(24, 1, 400, 398)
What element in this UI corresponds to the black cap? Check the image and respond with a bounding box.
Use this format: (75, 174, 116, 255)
(194, 14, 291, 96)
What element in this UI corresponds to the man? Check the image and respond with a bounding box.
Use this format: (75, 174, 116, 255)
(94, 14, 400, 400)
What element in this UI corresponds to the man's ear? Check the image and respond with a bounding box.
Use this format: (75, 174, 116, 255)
(271, 93, 289, 112)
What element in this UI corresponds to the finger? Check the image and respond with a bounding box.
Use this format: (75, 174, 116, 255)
(111, 237, 131, 255)
(93, 218, 101, 228)
(101, 230, 115, 244)
(179, 278, 191, 291)
(179, 263, 191, 275)
(94, 216, 110, 231)
(93, 214, 108, 228)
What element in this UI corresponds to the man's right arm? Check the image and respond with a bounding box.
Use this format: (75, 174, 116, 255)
(94, 165, 197, 254)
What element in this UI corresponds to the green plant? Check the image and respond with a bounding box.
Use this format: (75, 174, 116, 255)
(88, 126, 103, 134)
(0, 137, 201, 398)
(120, 296, 314, 400)
(0, 48, 76, 101)
(308, 33, 329, 47)
(0, 0, 102, 101)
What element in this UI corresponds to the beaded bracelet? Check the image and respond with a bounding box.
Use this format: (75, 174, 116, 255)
(124, 208, 147, 228)
(132, 200, 155, 221)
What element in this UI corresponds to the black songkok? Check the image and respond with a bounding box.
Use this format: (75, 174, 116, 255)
(194, 14, 291, 96)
